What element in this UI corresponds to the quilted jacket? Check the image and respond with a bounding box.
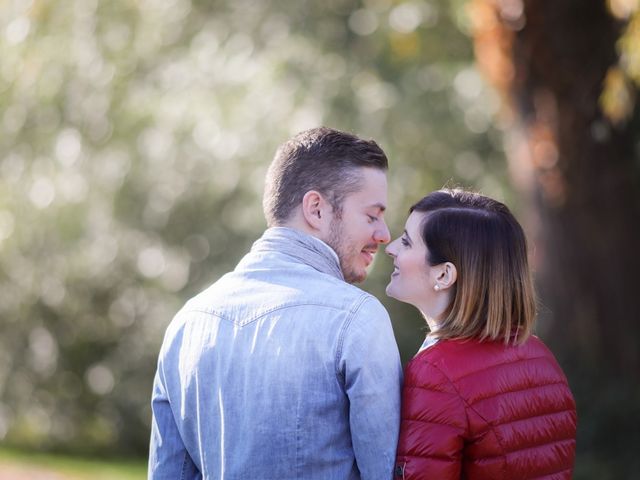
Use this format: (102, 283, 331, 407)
(395, 336, 577, 479)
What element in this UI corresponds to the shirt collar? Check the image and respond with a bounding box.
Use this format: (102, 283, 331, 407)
(251, 227, 344, 281)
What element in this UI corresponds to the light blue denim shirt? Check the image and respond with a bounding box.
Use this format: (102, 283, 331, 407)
(149, 227, 402, 479)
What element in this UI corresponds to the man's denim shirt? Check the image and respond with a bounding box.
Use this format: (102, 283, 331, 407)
(149, 227, 403, 479)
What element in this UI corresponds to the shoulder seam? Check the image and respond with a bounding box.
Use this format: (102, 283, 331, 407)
(419, 354, 509, 475)
(412, 356, 471, 436)
(334, 293, 376, 380)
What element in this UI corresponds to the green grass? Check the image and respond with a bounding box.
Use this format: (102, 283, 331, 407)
(0, 447, 146, 479)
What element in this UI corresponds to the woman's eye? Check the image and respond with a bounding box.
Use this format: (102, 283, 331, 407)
(401, 238, 410, 247)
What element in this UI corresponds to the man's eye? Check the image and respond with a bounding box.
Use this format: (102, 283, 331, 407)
(367, 215, 377, 222)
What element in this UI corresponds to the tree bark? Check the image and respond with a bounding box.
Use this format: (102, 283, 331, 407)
(470, 0, 640, 475)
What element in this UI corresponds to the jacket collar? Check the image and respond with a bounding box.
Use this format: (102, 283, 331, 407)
(252, 227, 344, 281)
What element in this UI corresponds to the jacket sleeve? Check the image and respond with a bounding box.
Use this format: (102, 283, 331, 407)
(395, 357, 467, 480)
(338, 296, 403, 480)
(148, 329, 200, 480)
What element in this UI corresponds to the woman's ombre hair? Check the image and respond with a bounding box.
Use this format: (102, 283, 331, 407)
(411, 189, 536, 344)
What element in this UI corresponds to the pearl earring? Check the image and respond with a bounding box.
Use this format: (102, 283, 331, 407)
(434, 285, 440, 291)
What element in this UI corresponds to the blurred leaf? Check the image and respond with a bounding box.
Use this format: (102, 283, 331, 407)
(0, 0, 507, 455)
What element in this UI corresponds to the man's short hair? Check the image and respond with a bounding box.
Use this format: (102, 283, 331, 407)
(263, 127, 388, 226)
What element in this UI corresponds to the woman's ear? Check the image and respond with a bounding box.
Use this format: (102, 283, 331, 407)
(435, 262, 457, 290)
(301, 190, 329, 231)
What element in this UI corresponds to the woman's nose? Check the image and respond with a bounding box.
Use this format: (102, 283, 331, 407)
(385, 239, 397, 257)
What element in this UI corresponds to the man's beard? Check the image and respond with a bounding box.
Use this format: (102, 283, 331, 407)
(326, 218, 365, 284)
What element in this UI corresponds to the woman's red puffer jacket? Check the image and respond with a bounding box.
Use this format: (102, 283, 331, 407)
(395, 336, 577, 479)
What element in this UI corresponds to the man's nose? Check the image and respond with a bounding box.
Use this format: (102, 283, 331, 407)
(374, 221, 391, 244)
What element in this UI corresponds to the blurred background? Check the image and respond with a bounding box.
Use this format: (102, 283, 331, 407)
(1, 0, 639, 478)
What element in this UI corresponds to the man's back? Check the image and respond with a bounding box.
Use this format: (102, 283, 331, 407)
(149, 228, 402, 479)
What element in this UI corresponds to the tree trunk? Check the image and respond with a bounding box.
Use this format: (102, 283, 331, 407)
(470, 0, 640, 476)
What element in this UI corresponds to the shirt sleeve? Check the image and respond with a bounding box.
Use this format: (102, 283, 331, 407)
(337, 295, 403, 480)
(148, 338, 200, 479)
(394, 357, 467, 480)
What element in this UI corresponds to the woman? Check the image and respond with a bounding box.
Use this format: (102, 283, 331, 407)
(387, 189, 577, 480)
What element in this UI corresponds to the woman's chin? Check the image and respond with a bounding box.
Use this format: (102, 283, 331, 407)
(386, 284, 414, 307)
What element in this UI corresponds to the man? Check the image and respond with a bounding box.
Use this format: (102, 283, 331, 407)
(149, 127, 402, 479)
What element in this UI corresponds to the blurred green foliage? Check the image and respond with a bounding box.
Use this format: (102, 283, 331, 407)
(0, 446, 146, 479)
(1, 0, 512, 457)
(601, 0, 640, 123)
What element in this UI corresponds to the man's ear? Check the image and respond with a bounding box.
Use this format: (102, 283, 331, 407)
(302, 190, 330, 231)
(435, 262, 457, 291)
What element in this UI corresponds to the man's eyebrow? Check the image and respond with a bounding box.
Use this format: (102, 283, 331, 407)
(369, 203, 386, 212)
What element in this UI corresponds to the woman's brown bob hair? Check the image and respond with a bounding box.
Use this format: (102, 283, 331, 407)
(411, 189, 536, 344)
